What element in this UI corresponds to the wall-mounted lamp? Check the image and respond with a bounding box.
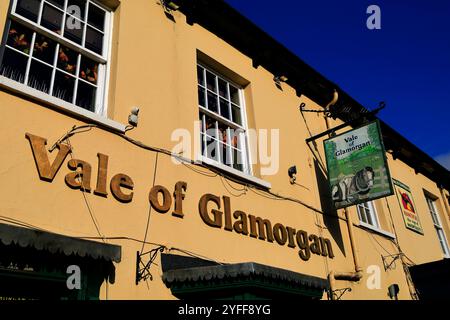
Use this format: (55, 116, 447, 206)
(388, 284, 400, 300)
(288, 165, 297, 184)
(274, 75, 288, 85)
(162, 0, 180, 11)
(128, 107, 140, 127)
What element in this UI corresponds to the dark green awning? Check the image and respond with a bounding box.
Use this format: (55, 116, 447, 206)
(161, 253, 328, 299)
(0, 223, 121, 263)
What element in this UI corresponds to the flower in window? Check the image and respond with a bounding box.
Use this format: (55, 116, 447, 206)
(34, 41, 49, 53)
(80, 64, 98, 83)
(59, 49, 69, 62)
(58, 49, 76, 74)
(9, 29, 29, 53)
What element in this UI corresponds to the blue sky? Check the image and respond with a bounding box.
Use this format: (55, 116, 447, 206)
(224, 0, 450, 169)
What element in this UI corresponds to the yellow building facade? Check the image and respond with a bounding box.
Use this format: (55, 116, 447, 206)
(0, 0, 449, 300)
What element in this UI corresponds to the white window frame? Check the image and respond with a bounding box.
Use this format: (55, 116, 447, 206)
(357, 200, 380, 229)
(0, 0, 122, 130)
(196, 62, 270, 189)
(426, 196, 450, 258)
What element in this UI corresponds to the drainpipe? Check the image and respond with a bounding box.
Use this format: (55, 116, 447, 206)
(328, 208, 363, 300)
(320, 89, 363, 299)
(324, 89, 363, 300)
(439, 187, 450, 221)
(324, 89, 339, 131)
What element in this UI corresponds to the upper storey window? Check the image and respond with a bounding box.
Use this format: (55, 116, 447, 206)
(0, 0, 111, 114)
(197, 63, 251, 175)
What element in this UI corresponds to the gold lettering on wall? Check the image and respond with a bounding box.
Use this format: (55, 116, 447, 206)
(94, 153, 109, 197)
(173, 181, 187, 218)
(25, 133, 335, 262)
(149, 185, 172, 213)
(110, 173, 134, 203)
(65, 159, 92, 191)
(25, 133, 71, 182)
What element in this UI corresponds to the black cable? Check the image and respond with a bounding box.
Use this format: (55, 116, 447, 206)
(51, 124, 333, 218)
(66, 137, 105, 242)
(219, 175, 246, 197)
(141, 152, 159, 253)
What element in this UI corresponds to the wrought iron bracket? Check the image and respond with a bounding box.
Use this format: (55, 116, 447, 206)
(135, 246, 165, 285)
(382, 253, 403, 271)
(303, 102, 386, 144)
(331, 287, 352, 300)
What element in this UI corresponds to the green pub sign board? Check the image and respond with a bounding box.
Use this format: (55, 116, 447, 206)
(324, 120, 394, 209)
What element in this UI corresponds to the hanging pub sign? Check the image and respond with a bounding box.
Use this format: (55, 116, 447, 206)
(324, 120, 394, 209)
(393, 179, 424, 234)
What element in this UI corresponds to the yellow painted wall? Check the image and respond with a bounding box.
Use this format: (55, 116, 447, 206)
(0, 0, 449, 300)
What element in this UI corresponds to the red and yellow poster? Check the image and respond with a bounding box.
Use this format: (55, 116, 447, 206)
(393, 179, 424, 234)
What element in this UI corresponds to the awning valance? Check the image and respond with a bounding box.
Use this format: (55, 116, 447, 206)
(161, 253, 329, 299)
(0, 223, 121, 263)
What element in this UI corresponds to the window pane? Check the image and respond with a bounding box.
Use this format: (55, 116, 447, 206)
(220, 98, 230, 120)
(88, 3, 105, 31)
(205, 136, 218, 161)
(198, 87, 206, 107)
(200, 133, 206, 156)
(197, 66, 204, 86)
(53, 71, 75, 102)
(219, 142, 231, 166)
(48, 0, 65, 9)
(436, 228, 449, 255)
(76, 80, 96, 111)
(366, 208, 374, 226)
(231, 104, 241, 125)
(233, 149, 243, 171)
(207, 91, 218, 113)
(229, 130, 242, 150)
(16, 0, 40, 23)
(0, 48, 28, 83)
(28, 60, 52, 93)
(357, 204, 368, 224)
(57, 46, 78, 74)
(33, 34, 56, 65)
(85, 26, 103, 55)
(431, 212, 439, 226)
(7, 22, 33, 54)
(218, 78, 228, 98)
(427, 198, 441, 226)
(67, 0, 87, 20)
(64, 17, 84, 45)
(204, 114, 216, 138)
(79, 56, 98, 84)
(199, 112, 205, 133)
(218, 122, 228, 144)
(206, 71, 216, 92)
(41, 3, 64, 34)
(229, 85, 240, 105)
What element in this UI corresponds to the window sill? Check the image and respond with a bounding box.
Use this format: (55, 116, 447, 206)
(356, 221, 396, 239)
(198, 155, 271, 189)
(0, 76, 126, 133)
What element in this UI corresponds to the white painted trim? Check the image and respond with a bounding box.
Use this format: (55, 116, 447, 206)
(0, 76, 126, 132)
(102, 5, 114, 117)
(199, 155, 271, 189)
(356, 221, 396, 239)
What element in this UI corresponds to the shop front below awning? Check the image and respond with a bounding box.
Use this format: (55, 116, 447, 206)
(161, 253, 329, 299)
(409, 258, 450, 300)
(0, 222, 121, 300)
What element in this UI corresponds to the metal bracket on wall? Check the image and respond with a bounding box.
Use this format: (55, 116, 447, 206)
(382, 253, 403, 271)
(303, 102, 386, 144)
(331, 287, 352, 300)
(135, 246, 165, 285)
